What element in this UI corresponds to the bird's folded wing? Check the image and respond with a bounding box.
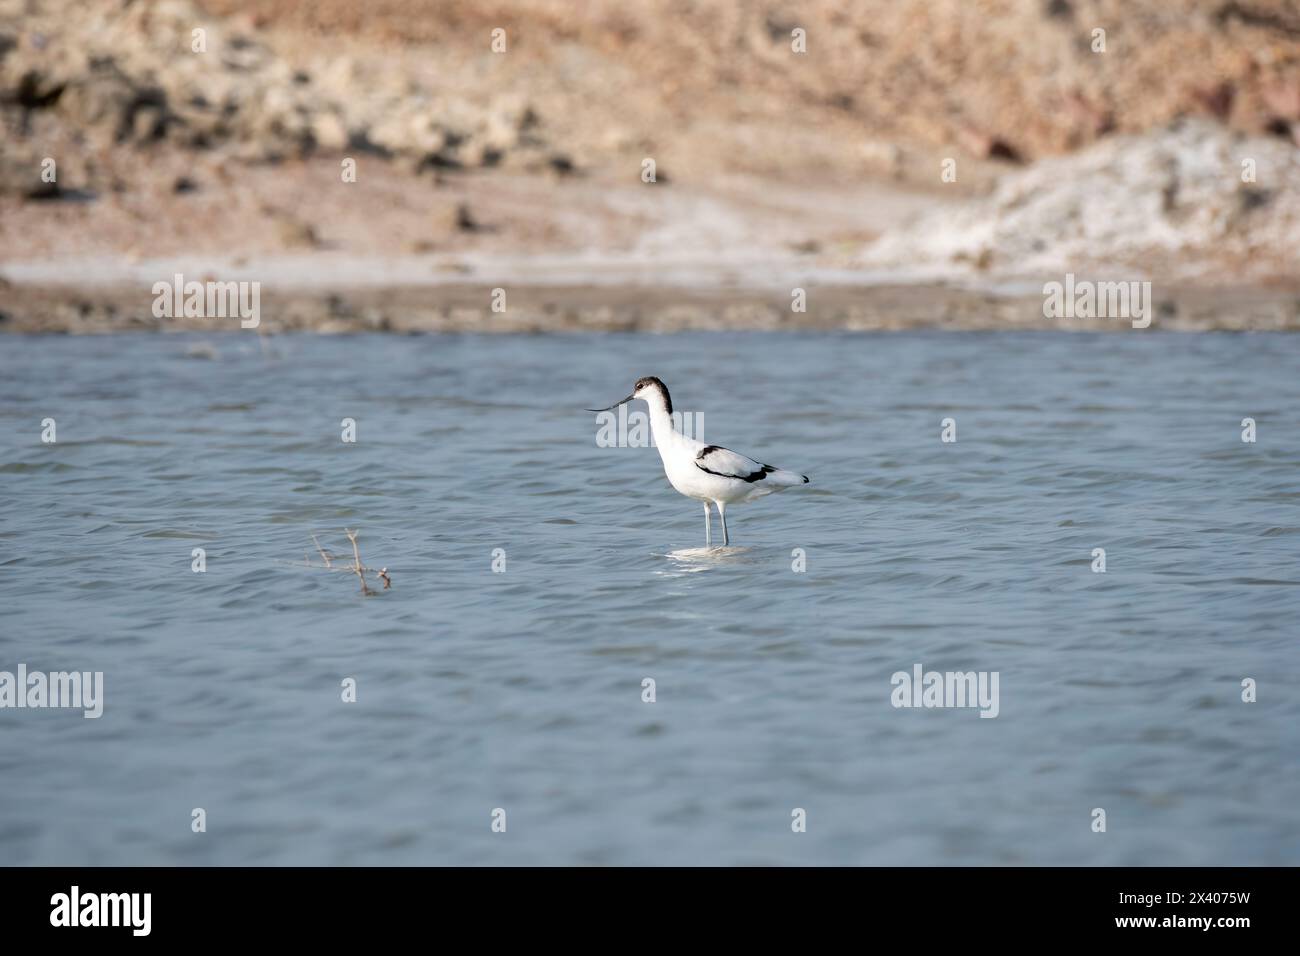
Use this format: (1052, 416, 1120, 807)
(694, 445, 774, 482)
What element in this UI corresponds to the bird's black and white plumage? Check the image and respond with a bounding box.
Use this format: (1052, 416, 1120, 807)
(694, 445, 806, 485)
(587, 376, 810, 546)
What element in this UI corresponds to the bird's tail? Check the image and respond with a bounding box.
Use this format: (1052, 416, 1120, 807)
(766, 467, 810, 487)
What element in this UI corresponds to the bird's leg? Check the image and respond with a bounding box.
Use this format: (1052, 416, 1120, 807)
(718, 501, 729, 546)
(703, 500, 712, 547)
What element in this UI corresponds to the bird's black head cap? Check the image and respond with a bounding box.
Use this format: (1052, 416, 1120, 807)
(634, 376, 672, 413)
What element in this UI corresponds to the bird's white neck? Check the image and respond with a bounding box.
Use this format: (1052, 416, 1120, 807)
(644, 395, 679, 450)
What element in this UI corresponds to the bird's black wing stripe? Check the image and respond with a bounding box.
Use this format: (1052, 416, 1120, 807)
(695, 445, 775, 483)
(696, 463, 772, 483)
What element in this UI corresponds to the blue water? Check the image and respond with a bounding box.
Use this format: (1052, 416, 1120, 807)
(1, 331, 1297, 865)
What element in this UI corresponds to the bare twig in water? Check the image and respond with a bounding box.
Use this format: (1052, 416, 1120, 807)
(345, 528, 372, 595)
(312, 533, 334, 569)
(300, 529, 390, 596)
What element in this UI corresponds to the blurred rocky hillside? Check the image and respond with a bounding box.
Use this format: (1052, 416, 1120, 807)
(4, 0, 1300, 198)
(201, 0, 1300, 168)
(3, 0, 1300, 312)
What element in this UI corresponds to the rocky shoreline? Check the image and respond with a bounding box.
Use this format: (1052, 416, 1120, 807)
(4, 279, 1299, 335)
(4, 0, 1300, 333)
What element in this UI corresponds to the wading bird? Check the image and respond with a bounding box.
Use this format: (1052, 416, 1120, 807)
(587, 377, 809, 546)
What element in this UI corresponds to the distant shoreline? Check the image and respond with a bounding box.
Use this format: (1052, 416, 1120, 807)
(3, 277, 1297, 334)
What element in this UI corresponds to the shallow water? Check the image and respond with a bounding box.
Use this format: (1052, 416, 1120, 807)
(1, 330, 1297, 865)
